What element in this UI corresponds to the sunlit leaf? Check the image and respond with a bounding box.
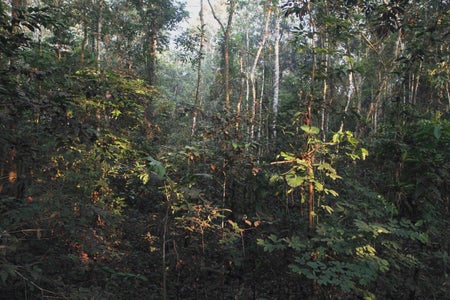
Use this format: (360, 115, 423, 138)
(111, 108, 122, 119)
(314, 181, 324, 191)
(333, 131, 343, 143)
(280, 151, 296, 160)
(301, 125, 320, 135)
(286, 174, 305, 188)
(321, 205, 334, 214)
(324, 188, 339, 197)
(359, 148, 369, 160)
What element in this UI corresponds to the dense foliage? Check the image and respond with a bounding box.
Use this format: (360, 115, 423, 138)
(1, 0, 448, 299)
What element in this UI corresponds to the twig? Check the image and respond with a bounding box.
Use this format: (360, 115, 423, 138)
(14, 270, 69, 299)
(270, 160, 294, 165)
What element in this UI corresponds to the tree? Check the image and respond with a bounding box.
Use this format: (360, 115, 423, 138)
(1, 0, 449, 298)
(191, 0, 206, 137)
(96, 0, 104, 71)
(207, 0, 236, 112)
(132, 0, 187, 84)
(272, 7, 280, 141)
(249, 2, 271, 142)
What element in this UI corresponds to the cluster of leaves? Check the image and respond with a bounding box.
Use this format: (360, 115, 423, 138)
(256, 117, 448, 298)
(365, 113, 450, 298)
(1, 0, 449, 299)
(0, 7, 165, 295)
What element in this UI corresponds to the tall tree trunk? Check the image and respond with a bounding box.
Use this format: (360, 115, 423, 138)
(10, 0, 26, 67)
(96, 0, 104, 72)
(223, 18, 232, 112)
(340, 43, 356, 132)
(272, 14, 280, 142)
(320, 0, 329, 141)
(250, 7, 271, 141)
(191, 0, 205, 137)
(305, 1, 316, 240)
(11, 0, 26, 32)
(147, 24, 158, 85)
(257, 65, 265, 142)
(207, 0, 235, 112)
(3, 0, 26, 197)
(81, 21, 88, 65)
(236, 49, 245, 133)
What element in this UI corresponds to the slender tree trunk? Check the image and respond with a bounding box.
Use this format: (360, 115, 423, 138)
(4, 0, 26, 196)
(250, 8, 271, 141)
(207, 0, 235, 112)
(147, 24, 158, 85)
(191, 0, 205, 137)
(223, 24, 231, 112)
(236, 49, 245, 133)
(81, 21, 88, 65)
(320, 1, 329, 141)
(272, 14, 280, 142)
(321, 46, 328, 140)
(306, 1, 316, 240)
(96, 0, 104, 72)
(162, 185, 171, 300)
(257, 64, 265, 157)
(11, 0, 26, 32)
(10, 0, 26, 67)
(340, 44, 356, 132)
(411, 61, 422, 105)
(446, 82, 450, 111)
(245, 29, 250, 114)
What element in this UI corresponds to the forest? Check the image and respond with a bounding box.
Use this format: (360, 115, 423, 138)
(0, 0, 449, 299)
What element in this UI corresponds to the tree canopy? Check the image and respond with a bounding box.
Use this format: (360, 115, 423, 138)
(1, 0, 449, 299)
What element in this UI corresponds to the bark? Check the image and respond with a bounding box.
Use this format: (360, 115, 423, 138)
(11, 0, 26, 32)
(191, 0, 205, 137)
(81, 22, 88, 65)
(257, 64, 265, 145)
(96, 0, 104, 72)
(305, 1, 316, 238)
(235, 49, 245, 133)
(147, 24, 158, 85)
(250, 8, 271, 141)
(272, 14, 280, 141)
(340, 45, 356, 132)
(207, 0, 235, 112)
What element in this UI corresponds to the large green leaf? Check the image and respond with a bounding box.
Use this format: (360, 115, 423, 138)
(301, 125, 320, 135)
(145, 156, 166, 178)
(285, 173, 306, 188)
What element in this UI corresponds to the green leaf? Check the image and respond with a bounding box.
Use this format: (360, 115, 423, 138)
(314, 181, 324, 191)
(332, 131, 343, 143)
(354, 219, 371, 232)
(324, 188, 339, 197)
(257, 235, 287, 252)
(111, 108, 122, 119)
(346, 131, 358, 145)
(321, 205, 334, 214)
(286, 235, 306, 250)
(360, 148, 369, 160)
(416, 232, 429, 244)
(286, 173, 305, 188)
(433, 124, 442, 139)
(280, 151, 296, 161)
(138, 173, 150, 184)
(145, 156, 166, 178)
(301, 125, 320, 135)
